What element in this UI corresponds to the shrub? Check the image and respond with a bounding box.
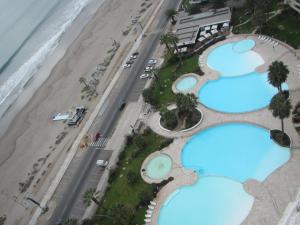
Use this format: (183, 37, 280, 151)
(127, 171, 139, 185)
(159, 139, 174, 149)
(160, 109, 178, 130)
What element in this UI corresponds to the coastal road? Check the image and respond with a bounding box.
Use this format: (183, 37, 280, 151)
(48, 0, 181, 223)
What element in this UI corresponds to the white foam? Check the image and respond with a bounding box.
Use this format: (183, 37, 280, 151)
(0, 0, 91, 107)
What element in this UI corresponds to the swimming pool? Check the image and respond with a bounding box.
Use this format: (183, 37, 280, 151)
(200, 39, 287, 113)
(158, 177, 254, 225)
(158, 123, 290, 225)
(207, 40, 264, 77)
(198, 72, 288, 113)
(175, 75, 197, 92)
(181, 123, 290, 182)
(145, 154, 172, 180)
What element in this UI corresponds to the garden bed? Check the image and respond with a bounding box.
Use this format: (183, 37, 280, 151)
(160, 108, 202, 131)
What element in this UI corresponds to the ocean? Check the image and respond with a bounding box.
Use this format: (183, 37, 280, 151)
(0, 0, 105, 135)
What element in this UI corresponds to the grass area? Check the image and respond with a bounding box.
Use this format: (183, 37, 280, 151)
(87, 130, 172, 225)
(143, 55, 201, 109)
(259, 8, 300, 48)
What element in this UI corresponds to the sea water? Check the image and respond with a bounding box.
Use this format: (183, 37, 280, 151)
(0, 0, 105, 134)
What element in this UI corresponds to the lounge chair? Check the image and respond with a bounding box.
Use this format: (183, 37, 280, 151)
(273, 42, 279, 47)
(258, 35, 261, 39)
(270, 40, 275, 45)
(144, 219, 151, 223)
(148, 205, 155, 210)
(150, 201, 157, 205)
(147, 210, 153, 214)
(145, 214, 152, 218)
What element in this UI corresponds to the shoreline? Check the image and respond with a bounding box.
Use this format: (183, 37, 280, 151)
(0, 0, 158, 224)
(0, 0, 107, 138)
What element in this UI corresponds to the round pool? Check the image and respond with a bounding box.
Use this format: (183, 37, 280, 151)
(206, 40, 264, 77)
(233, 39, 255, 53)
(158, 176, 254, 225)
(181, 123, 290, 182)
(175, 75, 197, 92)
(146, 154, 172, 180)
(198, 72, 288, 113)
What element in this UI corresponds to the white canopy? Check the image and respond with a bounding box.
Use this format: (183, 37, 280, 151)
(211, 29, 218, 35)
(212, 24, 218, 29)
(204, 26, 211, 31)
(198, 37, 206, 42)
(223, 22, 229, 27)
(204, 33, 212, 38)
(200, 31, 206, 36)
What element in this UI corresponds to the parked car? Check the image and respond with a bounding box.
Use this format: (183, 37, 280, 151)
(130, 54, 137, 60)
(96, 160, 108, 167)
(126, 59, 134, 64)
(140, 73, 149, 79)
(144, 65, 153, 72)
(123, 63, 131, 69)
(147, 59, 157, 65)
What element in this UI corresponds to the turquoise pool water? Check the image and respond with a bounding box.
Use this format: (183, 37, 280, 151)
(181, 123, 290, 182)
(158, 177, 254, 225)
(207, 40, 264, 77)
(158, 123, 290, 225)
(176, 75, 197, 92)
(146, 154, 172, 180)
(233, 39, 255, 53)
(200, 39, 287, 113)
(198, 72, 288, 113)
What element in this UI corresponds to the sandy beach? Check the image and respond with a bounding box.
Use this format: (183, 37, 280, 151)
(0, 0, 158, 224)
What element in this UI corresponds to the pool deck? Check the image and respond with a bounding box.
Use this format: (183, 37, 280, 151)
(144, 34, 300, 225)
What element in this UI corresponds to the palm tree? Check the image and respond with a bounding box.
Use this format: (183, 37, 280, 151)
(160, 34, 173, 54)
(79, 77, 89, 88)
(268, 61, 289, 93)
(82, 188, 95, 207)
(176, 93, 198, 118)
(167, 32, 183, 65)
(269, 93, 292, 133)
(165, 9, 177, 24)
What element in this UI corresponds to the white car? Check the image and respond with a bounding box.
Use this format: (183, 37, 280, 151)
(147, 59, 157, 65)
(96, 160, 108, 167)
(123, 63, 131, 69)
(144, 65, 153, 72)
(130, 55, 137, 60)
(140, 73, 149, 79)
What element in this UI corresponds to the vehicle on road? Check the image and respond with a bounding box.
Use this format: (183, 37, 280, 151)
(144, 65, 154, 72)
(147, 59, 157, 65)
(140, 73, 150, 79)
(94, 132, 101, 142)
(123, 63, 131, 69)
(96, 160, 108, 167)
(126, 59, 134, 64)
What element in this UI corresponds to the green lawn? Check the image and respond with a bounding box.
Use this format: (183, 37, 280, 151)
(144, 55, 201, 110)
(88, 130, 171, 225)
(259, 8, 300, 48)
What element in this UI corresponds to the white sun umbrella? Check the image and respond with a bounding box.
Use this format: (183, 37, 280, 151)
(204, 33, 211, 38)
(211, 29, 218, 35)
(204, 26, 211, 31)
(223, 22, 229, 27)
(198, 37, 206, 42)
(212, 24, 218, 29)
(200, 31, 206, 36)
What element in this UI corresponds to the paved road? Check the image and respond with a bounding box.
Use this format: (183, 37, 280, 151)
(49, 0, 181, 223)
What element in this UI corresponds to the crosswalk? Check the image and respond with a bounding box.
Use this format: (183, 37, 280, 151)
(89, 138, 108, 148)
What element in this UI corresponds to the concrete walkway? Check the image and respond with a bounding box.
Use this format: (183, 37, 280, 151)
(145, 34, 300, 225)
